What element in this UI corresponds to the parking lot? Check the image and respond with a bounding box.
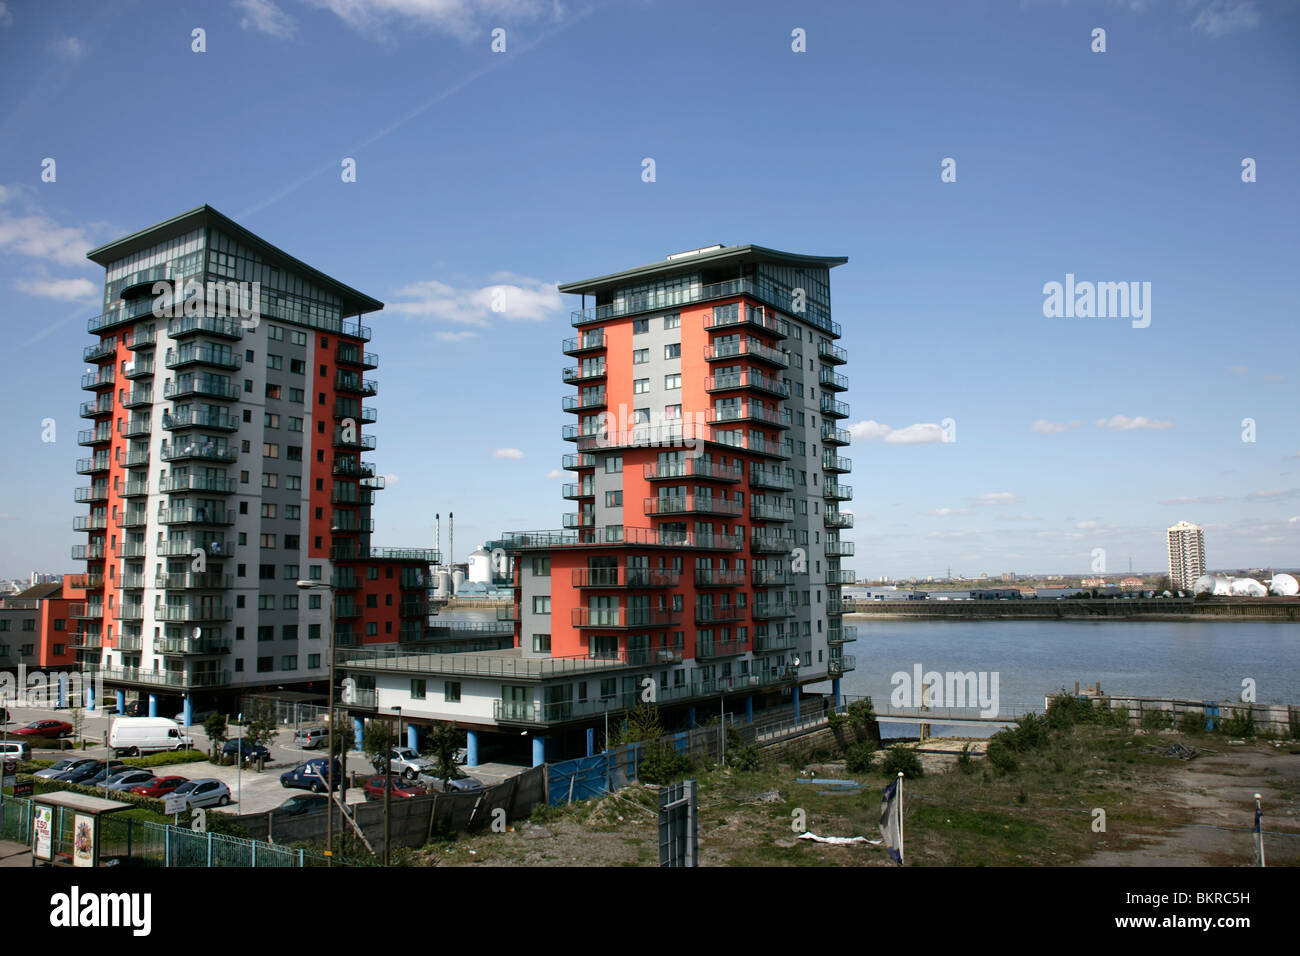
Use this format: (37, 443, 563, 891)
(2, 702, 527, 815)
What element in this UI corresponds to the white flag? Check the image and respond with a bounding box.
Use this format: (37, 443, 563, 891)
(879, 778, 904, 866)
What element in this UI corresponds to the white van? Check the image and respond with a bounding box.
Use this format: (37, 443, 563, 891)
(108, 717, 194, 757)
(0, 740, 32, 761)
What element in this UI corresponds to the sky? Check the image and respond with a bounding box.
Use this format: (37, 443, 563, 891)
(0, 0, 1297, 581)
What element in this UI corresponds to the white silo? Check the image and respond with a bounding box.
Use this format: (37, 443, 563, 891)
(467, 548, 493, 585)
(1192, 574, 1217, 595)
(1268, 572, 1299, 596)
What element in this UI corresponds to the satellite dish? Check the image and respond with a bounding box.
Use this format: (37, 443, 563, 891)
(192, 626, 202, 640)
(1269, 573, 1298, 596)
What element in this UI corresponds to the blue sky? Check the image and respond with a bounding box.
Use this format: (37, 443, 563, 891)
(0, 0, 1297, 580)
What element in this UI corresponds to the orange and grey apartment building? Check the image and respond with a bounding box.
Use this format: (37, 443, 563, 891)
(72, 206, 437, 724)
(337, 245, 858, 766)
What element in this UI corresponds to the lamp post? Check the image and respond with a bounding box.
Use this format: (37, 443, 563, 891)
(385, 706, 401, 866)
(297, 580, 336, 864)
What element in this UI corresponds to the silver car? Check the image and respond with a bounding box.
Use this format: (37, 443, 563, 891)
(33, 757, 98, 779)
(104, 769, 158, 792)
(170, 778, 232, 808)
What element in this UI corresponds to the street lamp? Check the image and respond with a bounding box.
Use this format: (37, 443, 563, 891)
(297, 580, 336, 864)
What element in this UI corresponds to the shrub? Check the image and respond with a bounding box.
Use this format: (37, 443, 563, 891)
(724, 727, 760, 772)
(1142, 708, 1174, 731)
(122, 749, 209, 769)
(826, 710, 846, 731)
(956, 743, 975, 774)
(1220, 709, 1255, 738)
(878, 744, 923, 779)
(1008, 713, 1049, 752)
(985, 738, 1018, 774)
(1177, 710, 1206, 735)
(637, 741, 693, 785)
(844, 741, 876, 774)
(846, 699, 876, 728)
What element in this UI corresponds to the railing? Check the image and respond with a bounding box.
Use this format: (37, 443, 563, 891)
(694, 605, 747, 624)
(705, 403, 791, 428)
(562, 390, 607, 411)
(122, 358, 155, 379)
(818, 341, 848, 364)
(74, 486, 108, 503)
(825, 539, 854, 557)
(818, 368, 849, 390)
(81, 370, 115, 389)
(77, 426, 112, 445)
(828, 655, 857, 675)
(122, 388, 153, 407)
(562, 453, 595, 470)
(562, 362, 606, 383)
(73, 515, 107, 532)
(824, 511, 854, 529)
(750, 532, 794, 553)
(752, 568, 794, 587)
(704, 339, 790, 368)
(335, 346, 379, 368)
(753, 632, 798, 652)
(154, 637, 231, 656)
(572, 568, 681, 588)
(642, 459, 743, 482)
(158, 475, 237, 494)
(643, 496, 743, 517)
(157, 573, 234, 590)
(821, 424, 851, 445)
(119, 418, 151, 438)
(75, 456, 110, 474)
(123, 451, 150, 468)
(80, 396, 114, 417)
(158, 508, 235, 525)
(164, 347, 242, 370)
(704, 370, 789, 397)
(750, 501, 795, 521)
(335, 373, 378, 396)
(823, 481, 853, 501)
(160, 442, 238, 463)
(752, 602, 795, 619)
(166, 316, 244, 339)
(703, 306, 788, 337)
(820, 397, 850, 418)
(749, 466, 793, 491)
(117, 542, 148, 560)
(694, 569, 746, 588)
(822, 454, 851, 473)
(83, 339, 118, 362)
(157, 539, 231, 557)
(161, 409, 240, 430)
(122, 480, 150, 496)
(96, 667, 231, 689)
(164, 378, 241, 401)
(827, 626, 858, 644)
(571, 607, 682, 628)
(498, 527, 743, 552)
(561, 331, 607, 353)
(827, 570, 857, 585)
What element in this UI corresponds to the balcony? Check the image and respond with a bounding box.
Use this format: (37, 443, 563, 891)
(642, 458, 743, 482)
(164, 378, 240, 401)
(160, 441, 238, 464)
(159, 475, 236, 494)
(827, 570, 857, 585)
(74, 485, 108, 503)
(331, 570, 360, 590)
(695, 638, 749, 660)
(705, 403, 791, 429)
(68, 602, 104, 620)
(563, 362, 606, 384)
(828, 654, 857, 676)
(693, 568, 746, 588)
(120, 573, 147, 589)
(336, 346, 378, 368)
(332, 428, 377, 451)
(72, 543, 105, 561)
(96, 667, 231, 689)
(119, 418, 151, 438)
(81, 369, 115, 391)
(563, 512, 594, 529)
(331, 458, 376, 479)
(827, 597, 857, 615)
(818, 341, 848, 365)
(83, 339, 118, 363)
(76, 456, 110, 475)
(704, 339, 789, 368)
(157, 539, 231, 558)
(333, 403, 378, 424)
(823, 481, 853, 501)
(165, 346, 242, 371)
(78, 425, 112, 446)
(124, 327, 156, 350)
(571, 607, 682, 629)
(572, 568, 681, 588)
(122, 480, 150, 497)
(120, 449, 149, 468)
(162, 409, 239, 431)
(330, 487, 375, 506)
(156, 604, 232, 623)
(822, 424, 851, 446)
(750, 532, 794, 554)
(80, 395, 114, 418)
(753, 631, 798, 652)
(330, 514, 375, 533)
(122, 387, 153, 408)
(562, 483, 593, 500)
(825, 539, 854, 557)
(114, 605, 144, 621)
(827, 626, 858, 644)
(818, 368, 849, 391)
(694, 604, 747, 624)
(752, 568, 795, 587)
(65, 574, 103, 590)
(749, 466, 793, 492)
(335, 372, 378, 396)
(703, 306, 787, 337)
(562, 453, 594, 471)
(750, 500, 795, 522)
(822, 453, 851, 473)
(154, 637, 231, 656)
(704, 370, 789, 398)
(116, 541, 149, 559)
(123, 358, 155, 379)
(114, 512, 148, 529)
(562, 390, 607, 412)
(167, 316, 244, 340)
(158, 507, 235, 526)
(562, 331, 606, 355)
(824, 511, 854, 530)
(820, 396, 850, 419)
(643, 496, 743, 517)
(157, 572, 232, 590)
(752, 602, 795, 619)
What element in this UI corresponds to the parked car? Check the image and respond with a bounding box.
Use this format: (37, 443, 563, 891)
(131, 775, 189, 798)
(169, 778, 231, 808)
(9, 719, 73, 738)
(273, 794, 330, 817)
(104, 770, 157, 792)
(34, 757, 98, 779)
(292, 727, 329, 750)
(222, 739, 271, 762)
(418, 773, 484, 793)
(280, 758, 341, 792)
(0, 741, 32, 761)
(123, 700, 148, 717)
(77, 761, 133, 787)
(453, 747, 469, 766)
(109, 717, 193, 756)
(363, 775, 427, 801)
(55, 760, 126, 784)
(388, 747, 435, 780)
(173, 709, 218, 726)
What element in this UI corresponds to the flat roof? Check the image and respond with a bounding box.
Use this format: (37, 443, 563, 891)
(32, 791, 134, 815)
(557, 244, 848, 296)
(87, 205, 383, 317)
(339, 646, 638, 681)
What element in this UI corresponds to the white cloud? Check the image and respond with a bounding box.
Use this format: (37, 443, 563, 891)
(1289, 516, 1300, 524)
(849, 420, 892, 441)
(49, 35, 85, 60)
(852, 420, 947, 444)
(304, 0, 560, 42)
(0, 3, 13, 28)
(996, 514, 1040, 522)
(389, 274, 562, 327)
(543, 469, 561, 479)
(381, 473, 399, 486)
(924, 507, 970, 517)
(493, 448, 525, 460)
(1030, 419, 1082, 434)
(1095, 414, 1172, 431)
(1075, 520, 1098, 529)
(1191, 1, 1261, 37)
(971, 492, 1017, 506)
(1247, 489, 1295, 500)
(15, 274, 97, 301)
(435, 330, 477, 342)
(0, 189, 100, 267)
(236, 0, 298, 38)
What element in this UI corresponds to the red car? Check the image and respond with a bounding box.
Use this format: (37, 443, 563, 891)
(131, 775, 189, 798)
(363, 775, 427, 801)
(10, 719, 73, 738)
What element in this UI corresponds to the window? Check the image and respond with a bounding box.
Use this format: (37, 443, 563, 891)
(308, 595, 321, 609)
(445, 681, 461, 703)
(664, 343, 681, 359)
(290, 330, 307, 346)
(52, 644, 64, 655)
(258, 657, 273, 672)
(263, 473, 278, 488)
(633, 318, 649, 334)
(632, 408, 650, 424)
(366, 594, 378, 608)
(309, 565, 322, 580)
(633, 348, 649, 365)
(308, 624, 321, 641)
(240, 470, 249, 484)
(259, 564, 275, 579)
(366, 622, 378, 636)
(283, 595, 298, 610)
(532, 634, 551, 653)
(264, 412, 280, 428)
(258, 626, 274, 641)
(258, 595, 275, 610)
(605, 490, 622, 507)
(664, 373, 681, 390)
(265, 384, 281, 399)
(289, 388, 304, 403)
(286, 475, 301, 491)
(633, 378, 650, 394)
(290, 359, 306, 374)
(287, 446, 302, 462)
(532, 595, 551, 614)
(53, 619, 65, 631)
(531, 556, 550, 576)
(664, 314, 680, 329)
(605, 456, 622, 473)
(21, 619, 35, 632)
(260, 533, 276, 549)
(267, 324, 284, 341)
(262, 503, 278, 519)
(263, 443, 279, 458)
(288, 417, 303, 432)
(664, 404, 681, 419)
(411, 679, 427, 700)
(267, 354, 283, 370)
(286, 505, 301, 520)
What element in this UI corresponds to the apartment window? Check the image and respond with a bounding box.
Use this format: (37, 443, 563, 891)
(53, 620, 65, 631)
(266, 384, 281, 399)
(290, 359, 306, 375)
(267, 354, 283, 371)
(366, 594, 378, 608)
(290, 330, 307, 346)
(531, 556, 550, 576)
(664, 343, 681, 359)
(262, 503, 278, 519)
(664, 404, 682, 419)
(285, 505, 301, 520)
(263, 473, 278, 488)
(308, 623, 320, 640)
(260, 533, 276, 549)
(664, 373, 681, 389)
(287, 446, 302, 462)
(264, 413, 280, 429)
(310, 565, 322, 580)
(411, 679, 427, 700)
(605, 490, 622, 507)
(633, 378, 650, 394)
(268, 325, 284, 341)
(258, 657, 273, 672)
(264, 443, 279, 458)
(52, 644, 64, 655)
(288, 417, 303, 432)
(240, 470, 249, 484)
(283, 595, 298, 610)
(258, 595, 275, 610)
(632, 408, 650, 424)
(445, 681, 461, 703)
(605, 456, 622, 474)
(244, 379, 253, 393)
(532, 596, 551, 614)
(258, 626, 273, 641)
(20, 644, 34, 655)
(22, 619, 35, 632)
(286, 475, 301, 491)
(236, 595, 246, 608)
(308, 595, 321, 610)
(633, 349, 649, 364)
(260, 564, 275, 579)
(633, 318, 649, 334)
(283, 625, 298, 641)
(308, 653, 320, 668)
(664, 314, 680, 329)
(366, 622, 378, 636)
(532, 634, 551, 653)
(245, 349, 254, 362)
(289, 388, 304, 403)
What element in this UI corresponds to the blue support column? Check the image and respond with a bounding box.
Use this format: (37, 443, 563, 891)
(147, 694, 157, 717)
(687, 706, 696, 728)
(352, 717, 364, 751)
(182, 696, 192, 726)
(586, 727, 595, 757)
(466, 729, 479, 766)
(57, 675, 68, 709)
(832, 678, 842, 711)
(407, 724, 418, 751)
(531, 735, 546, 767)
(793, 685, 801, 721)
(115, 689, 125, 714)
(745, 695, 753, 722)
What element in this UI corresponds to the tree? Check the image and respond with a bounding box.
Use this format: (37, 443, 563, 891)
(362, 720, 396, 774)
(420, 720, 464, 788)
(243, 704, 278, 763)
(203, 713, 228, 760)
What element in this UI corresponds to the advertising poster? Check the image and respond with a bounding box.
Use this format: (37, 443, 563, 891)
(73, 814, 94, 867)
(33, 805, 53, 861)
